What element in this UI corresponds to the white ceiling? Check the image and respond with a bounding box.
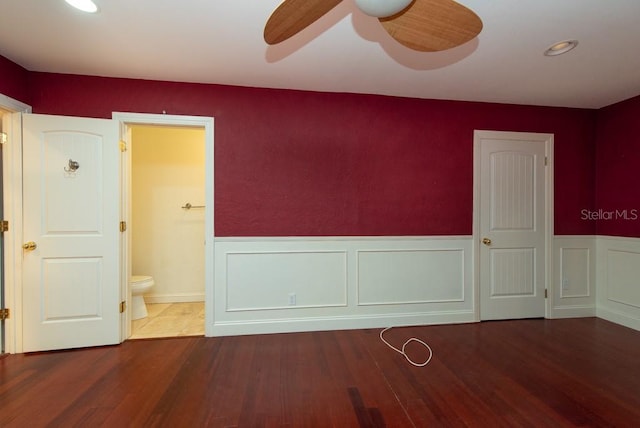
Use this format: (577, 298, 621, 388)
(1, 0, 640, 109)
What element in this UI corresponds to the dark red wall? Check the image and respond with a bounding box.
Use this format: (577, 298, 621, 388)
(595, 95, 640, 237)
(0, 55, 30, 105)
(26, 72, 596, 237)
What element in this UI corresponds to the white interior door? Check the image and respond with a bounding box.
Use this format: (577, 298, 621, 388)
(476, 131, 549, 320)
(22, 113, 121, 352)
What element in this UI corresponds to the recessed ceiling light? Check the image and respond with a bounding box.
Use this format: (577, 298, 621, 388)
(544, 40, 578, 57)
(65, 0, 99, 13)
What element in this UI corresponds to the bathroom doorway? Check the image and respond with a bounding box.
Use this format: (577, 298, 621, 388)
(113, 113, 214, 339)
(128, 124, 206, 339)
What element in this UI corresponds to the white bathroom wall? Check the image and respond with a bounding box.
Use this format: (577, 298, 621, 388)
(213, 236, 475, 336)
(131, 125, 206, 303)
(596, 236, 640, 330)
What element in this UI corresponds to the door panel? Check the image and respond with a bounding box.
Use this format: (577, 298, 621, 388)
(43, 131, 103, 232)
(22, 114, 120, 352)
(490, 152, 535, 230)
(490, 248, 535, 296)
(477, 132, 548, 320)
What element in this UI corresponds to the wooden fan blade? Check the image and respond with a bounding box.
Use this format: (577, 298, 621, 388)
(264, 0, 344, 45)
(380, 0, 483, 52)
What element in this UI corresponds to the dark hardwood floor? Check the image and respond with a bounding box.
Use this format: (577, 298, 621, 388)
(1, 318, 640, 427)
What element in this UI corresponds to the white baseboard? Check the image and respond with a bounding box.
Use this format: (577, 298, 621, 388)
(550, 305, 596, 319)
(212, 310, 476, 337)
(145, 293, 205, 304)
(597, 307, 640, 331)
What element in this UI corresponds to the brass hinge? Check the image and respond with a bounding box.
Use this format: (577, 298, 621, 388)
(0, 132, 7, 145)
(545, 289, 548, 298)
(120, 221, 127, 232)
(0, 308, 9, 321)
(119, 140, 127, 152)
(119, 301, 126, 313)
(0, 220, 8, 233)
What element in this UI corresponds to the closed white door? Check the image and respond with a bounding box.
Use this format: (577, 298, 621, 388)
(476, 131, 550, 320)
(22, 113, 121, 352)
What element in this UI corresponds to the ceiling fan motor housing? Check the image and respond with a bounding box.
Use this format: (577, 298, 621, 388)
(354, 0, 414, 18)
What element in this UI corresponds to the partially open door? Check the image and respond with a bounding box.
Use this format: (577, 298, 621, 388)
(22, 113, 121, 352)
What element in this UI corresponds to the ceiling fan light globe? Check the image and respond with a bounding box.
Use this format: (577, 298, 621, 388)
(354, 0, 413, 18)
(64, 0, 99, 13)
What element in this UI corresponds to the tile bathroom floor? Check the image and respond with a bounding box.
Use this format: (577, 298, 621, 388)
(130, 302, 204, 339)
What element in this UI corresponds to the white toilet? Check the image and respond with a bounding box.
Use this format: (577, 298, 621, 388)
(130, 275, 154, 320)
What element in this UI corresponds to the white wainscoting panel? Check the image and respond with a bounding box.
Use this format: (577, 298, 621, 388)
(213, 237, 474, 336)
(490, 248, 535, 297)
(357, 249, 464, 305)
(606, 250, 640, 307)
(597, 236, 640, 331)
(560, 248, 591, 298)
(226, 251, 347, 311)
(552, 236, 595, 318)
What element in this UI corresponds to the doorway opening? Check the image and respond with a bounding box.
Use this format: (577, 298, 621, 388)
(114, 112, 215, 341)
(128, 124, 206, 339)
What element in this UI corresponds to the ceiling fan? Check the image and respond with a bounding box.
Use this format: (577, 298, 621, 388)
(264, 0, 483, 52)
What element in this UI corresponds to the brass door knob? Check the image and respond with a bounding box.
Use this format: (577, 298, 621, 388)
(22, 241, 37, 251)
(482, 238, 492, 246)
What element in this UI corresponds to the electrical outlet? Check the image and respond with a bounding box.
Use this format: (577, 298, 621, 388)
(288, 293, 296, 306)
(562, 278, 569, 290)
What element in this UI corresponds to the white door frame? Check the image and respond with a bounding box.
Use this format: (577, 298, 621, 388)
(472, 130, 554, 321)
(112, 112, 215, 338)
(1, 93, 32, 354)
